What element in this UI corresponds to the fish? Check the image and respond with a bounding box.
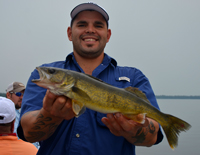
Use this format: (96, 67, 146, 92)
(32, 66, 191, 150)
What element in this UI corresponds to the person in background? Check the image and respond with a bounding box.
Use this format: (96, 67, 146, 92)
(17, 2, 163, 155)
(6, 82, 25, 134)
(0, 97, 38, 154)
(6, 82, 40, 149)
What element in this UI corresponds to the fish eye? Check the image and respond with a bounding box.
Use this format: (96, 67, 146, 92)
(48, 68, 56, 74)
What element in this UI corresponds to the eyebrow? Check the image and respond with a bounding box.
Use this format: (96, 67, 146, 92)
(76, 21, 87, 25)
(76, 20, 105, 26)
(94, 21, 105, 26)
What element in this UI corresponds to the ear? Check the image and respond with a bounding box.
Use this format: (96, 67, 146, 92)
(106, 29, 111, 43)
(6, 92, 11, 99)
(67, 27, 72, 41)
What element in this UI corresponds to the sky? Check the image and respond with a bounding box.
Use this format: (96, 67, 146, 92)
(0, 0, 200, 95)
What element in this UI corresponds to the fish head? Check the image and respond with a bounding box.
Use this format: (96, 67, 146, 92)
(32, 67, 74, 90)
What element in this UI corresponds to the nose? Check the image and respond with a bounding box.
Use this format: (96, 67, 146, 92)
(85, 24, 96, 33)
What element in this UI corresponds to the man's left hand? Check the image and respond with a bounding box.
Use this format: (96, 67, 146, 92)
(101, 113, 159, 146)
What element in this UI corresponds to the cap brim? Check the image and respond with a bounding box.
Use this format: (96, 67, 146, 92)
(13, 87, 25, 93)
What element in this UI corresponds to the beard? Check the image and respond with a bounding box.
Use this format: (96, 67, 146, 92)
(15, 103, 21, 109)
(73, 43, 106, 59)
(72, 33, 107, 59)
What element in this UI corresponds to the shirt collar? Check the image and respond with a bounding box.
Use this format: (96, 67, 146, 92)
(0, 133, 17, 136)
(65, 52, 117, 67)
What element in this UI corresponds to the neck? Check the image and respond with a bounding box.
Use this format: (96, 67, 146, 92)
(0, 121, 15, 134)
(0, 127, 12, 134)
(74, 52, 104, 75)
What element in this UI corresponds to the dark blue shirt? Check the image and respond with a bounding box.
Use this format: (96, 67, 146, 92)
(18, 53, 163, 155)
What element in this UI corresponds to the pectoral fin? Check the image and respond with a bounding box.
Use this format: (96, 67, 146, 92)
(72, 100, 86, 117)
(72, 86, 91, 101)
(50, 83, 74, 95)
(123, 113, 146, 124)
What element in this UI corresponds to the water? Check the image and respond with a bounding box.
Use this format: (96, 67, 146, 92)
(136, 99, 199, 155)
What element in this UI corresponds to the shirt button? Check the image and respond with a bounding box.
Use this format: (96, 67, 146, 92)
(76, 133, 80, 138)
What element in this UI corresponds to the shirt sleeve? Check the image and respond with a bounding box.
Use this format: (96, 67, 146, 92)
(17, 68, 47, 141)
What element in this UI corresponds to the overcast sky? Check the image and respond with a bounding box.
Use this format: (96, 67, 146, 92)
(0, 0, 200, 95)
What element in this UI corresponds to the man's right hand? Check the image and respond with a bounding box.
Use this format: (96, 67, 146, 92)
(21, 90, 75, 142)
(43, 90, 75, 120)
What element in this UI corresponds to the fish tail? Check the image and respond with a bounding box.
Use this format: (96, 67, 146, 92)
(161, 114, 191, 150)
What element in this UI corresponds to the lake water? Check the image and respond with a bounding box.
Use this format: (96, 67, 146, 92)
(136, 99, 199, 155)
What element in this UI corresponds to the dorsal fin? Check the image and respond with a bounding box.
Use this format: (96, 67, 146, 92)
(85, 74, 104, 82)
(124, 87, 151, 104)
(85, 74, 122, 88)
(85, 74, 114, 87)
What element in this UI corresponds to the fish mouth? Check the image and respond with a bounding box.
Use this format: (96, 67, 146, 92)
(32, 67, 45, 83)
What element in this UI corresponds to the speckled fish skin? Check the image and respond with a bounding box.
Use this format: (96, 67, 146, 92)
(32, 66, 191, 150)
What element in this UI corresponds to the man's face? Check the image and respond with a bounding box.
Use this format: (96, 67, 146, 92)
(7, 90, 24, 109)
(67, 11, 111, 59)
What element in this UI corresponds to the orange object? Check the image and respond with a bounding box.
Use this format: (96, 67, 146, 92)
(0, 135, 38, 155)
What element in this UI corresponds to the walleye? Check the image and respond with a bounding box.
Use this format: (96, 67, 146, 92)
(32, 66, 191, 150)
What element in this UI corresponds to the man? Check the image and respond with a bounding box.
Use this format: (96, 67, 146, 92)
(6, 82, 25, 135)
(17, 2, 163, 155)
(0, 97, 38, 154)
(6, 82, 40, 149)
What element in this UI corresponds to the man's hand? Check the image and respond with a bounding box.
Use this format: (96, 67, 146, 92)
(43, 90, 75, 120)
(101, 113, 159, 146)
(21, 90, 75, 142)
